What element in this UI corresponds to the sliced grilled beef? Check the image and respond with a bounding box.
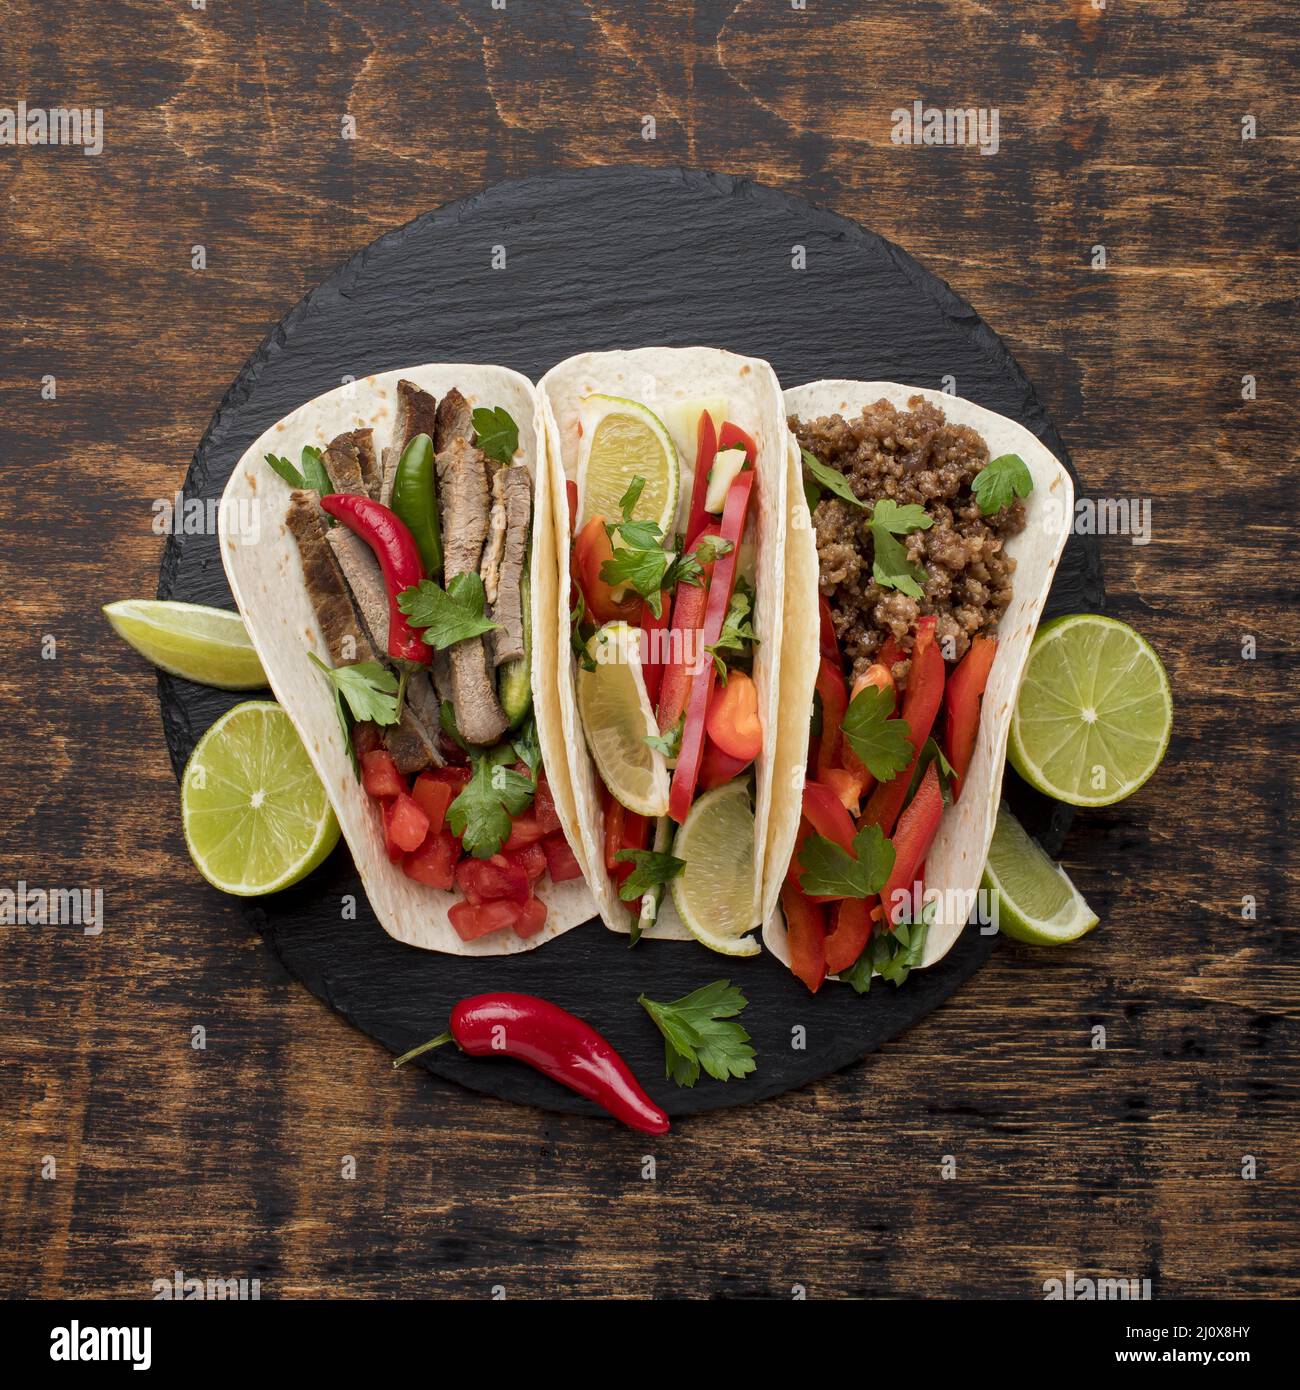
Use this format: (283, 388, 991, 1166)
(285, 490, 378, 666)
(436, 426, 508, 746)
(380, 379, 439, 507)
(321, 429, 376, 497)
(326, 527, 389, 650)
(433, 387, 474, 452)
(485, 466, 532, 668)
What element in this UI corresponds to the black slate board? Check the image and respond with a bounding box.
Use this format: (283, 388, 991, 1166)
(157, 167, 1103, 1121)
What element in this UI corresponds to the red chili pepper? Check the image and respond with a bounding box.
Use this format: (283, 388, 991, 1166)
(684, 410, 719, 547)
(320, 494, 431, 667)
(880, 762, 944, 926)
(393, 993, 670, 1134)
(861, 617, 945, 836)
(668, 470, 754, 823)
(944, 635, 998, 799)
(780, 882, 827, 994)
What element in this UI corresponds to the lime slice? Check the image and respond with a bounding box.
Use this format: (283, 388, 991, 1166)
(577, 395, 679, 534)
(1008, 614, 1172, 807)
(181, 701, 339, 895)
(104, 599, 267, 690)
(670, 781, 760, 956)
(982, 804, 1098, 945)
(577, 623, 670, 817)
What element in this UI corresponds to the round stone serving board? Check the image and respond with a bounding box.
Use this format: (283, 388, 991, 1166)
(158, 167, 1103, 1121)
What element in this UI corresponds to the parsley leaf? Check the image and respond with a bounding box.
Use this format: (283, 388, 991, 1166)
(307, 652, 400, 726)
(618, 475, 646, 519)
(706, 579, 758, 679)
(267, 444, 334, 499)
(447, 755, 536, 859)
(615, 848, 685, 902)
(471, 406, 520, 465)
(798, 823, 895, 900)
(972, 453, 1033, 515)
(901, 737, 955, 808)
(638, 980, 756, 1087)
(840, 904, 933, 993)
(801, 448, 865, 508)
(665, 534, 733, 592)
(841, 683, 912, 780)
(868, 500, 932, 599)
(397, 572, 497, 649)
(644, 714, 683, 759)
(600, 545, 675, 614)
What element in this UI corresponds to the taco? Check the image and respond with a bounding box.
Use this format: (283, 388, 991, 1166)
(764, 381, 1074, 990)
(538, 348, 788, 955)
(219, 364, 595, 955)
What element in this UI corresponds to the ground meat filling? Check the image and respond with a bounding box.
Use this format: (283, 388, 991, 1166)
(793, 395, 1026, 686)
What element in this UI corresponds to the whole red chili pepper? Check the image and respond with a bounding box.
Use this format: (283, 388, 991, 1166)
(320, 494, 432, 668)
(392, 992, 670, 1135)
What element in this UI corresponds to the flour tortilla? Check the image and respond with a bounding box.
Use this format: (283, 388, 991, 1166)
(219, 364, 595, 955)
(539, 348, 789, 942)
(764, 381, 1075, 974)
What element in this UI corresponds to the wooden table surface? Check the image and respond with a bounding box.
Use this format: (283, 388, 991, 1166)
(2, 0, 1296, 1300)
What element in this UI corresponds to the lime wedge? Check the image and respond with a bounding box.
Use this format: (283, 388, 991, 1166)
(577, 623, 670, 817)
(1008, 614, 1172, 807)
(104, 599, 267, 689)
(670, 781, 760, 956)
(982, 804, 1098, 945)
(577, 395, 679, 534)
(181, 701, 339, 895)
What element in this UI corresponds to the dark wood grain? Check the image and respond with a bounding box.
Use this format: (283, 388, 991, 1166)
(0, 0, 1295, 1300)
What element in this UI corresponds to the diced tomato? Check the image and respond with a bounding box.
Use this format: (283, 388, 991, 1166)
(612, 811, 648, 894)
(566, 479, 578, 535)
(699, 737, 751, 791)
(541, 832, 583, 882)
(504, 813, 547, 850)
(573, 515, 640, 624)
(411, 774, 453, 837)
(426, 765, 472, 792)
(824, 897, 877, 975)
(533, 775, 562, 836)
(384, 793, 429, 859)
(780, 882, 827, 994)
(705, 669, 762, 762)
(455, 854, 530, 906)
(361, 749, 405, 800)
(352, 720, 384, 759)
(513, 896, 549, 939)
(718, 420, 758, 464)
(403, 828, 460, 890)
(505, 841, 548, 886)
(448, 898, 519, 942)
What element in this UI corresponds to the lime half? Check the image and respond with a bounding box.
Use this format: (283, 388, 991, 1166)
(670, 781, 760, 957)
(577, 623, 670, 817)
(104, 599, 267, 689)
(577, 395, 679, 534)
(983, 804, 1098, 945)
(181, 701, 339, 895)
(1009, 614, 1171, 807)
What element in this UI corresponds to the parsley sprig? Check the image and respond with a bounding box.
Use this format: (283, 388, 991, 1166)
(798, 822, 896, 900)
(615, 848, 684, 902)
(706, 578, 758, 680)
(266, 445, 333, 497)
(448, 752, 536, 859)
(972, 453, 1033, 514)
(841, 683, 912, 780)
(397, 572, 498, 649)
(638, 980, 756, 1087)
(471, 406, 520, 465)
(307, 652, 399, 777)
(839, 903, 933, 993)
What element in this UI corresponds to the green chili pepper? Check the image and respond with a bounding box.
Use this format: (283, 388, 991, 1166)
(390, 433, 442, 578)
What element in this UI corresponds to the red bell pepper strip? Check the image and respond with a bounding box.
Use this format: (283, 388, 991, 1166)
(320, 494, 431, 667)
(944, 634, 998, 799)
(718, 421, 758, 463)
(801, 780, 856, 850)
(822, 767, 864, 816)
(817, 594, 839, 662)
(639, 594, 669, 704)
(861, 617, 945, 835)
(814, 656, 849, 780)
(705, 670, 762, 763)
(668, 471, 755, 823)
(393, 993, 670, 1134)
(684, 410, 719, 548)
(780, 882, 827, 994)
(880, 762, 944, 926)
(699, 738, 751, 790)
(824, 897, 879, 975)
